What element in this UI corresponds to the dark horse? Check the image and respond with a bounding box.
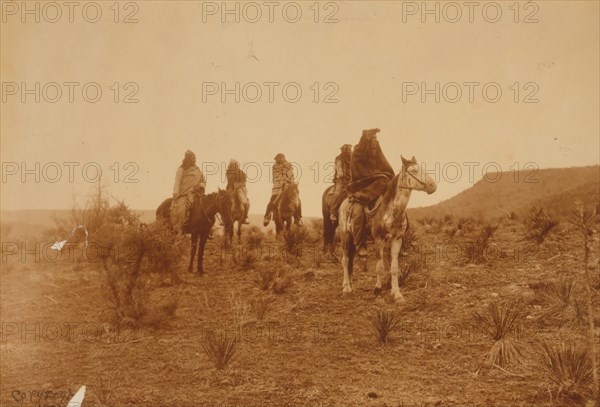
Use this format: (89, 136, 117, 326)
(156, 189, 234, 274)
(273, 183, 301, 236)
(322, 185, 339, 255)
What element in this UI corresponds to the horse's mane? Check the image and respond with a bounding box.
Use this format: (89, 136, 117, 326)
(204, 191, 219, 199)
(281, 183, 299, 200)
(382, 174, 400, 206)
(196, 191, 227, 208)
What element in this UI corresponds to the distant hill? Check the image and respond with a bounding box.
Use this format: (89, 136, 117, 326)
(3, 166, 598, 237)
(408, 165, 599, 221)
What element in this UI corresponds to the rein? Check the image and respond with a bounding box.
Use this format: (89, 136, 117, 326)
(197, 195, 212, 222)
(398, 163, 426, 190)
(197, 192, 225, 224)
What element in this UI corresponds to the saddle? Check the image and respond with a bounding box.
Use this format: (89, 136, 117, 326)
(365, 195, 383, 219)
(348, 195, 382, 218)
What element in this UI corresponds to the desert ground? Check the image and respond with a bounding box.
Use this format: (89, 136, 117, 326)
(1, 187, 599, 407)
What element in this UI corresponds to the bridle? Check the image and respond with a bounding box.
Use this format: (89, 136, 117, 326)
(214, 191, 230, 225)
(197, 191, 227, 223)
(398, 162, 427, 190)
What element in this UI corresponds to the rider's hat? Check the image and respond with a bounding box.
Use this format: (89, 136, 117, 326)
(185, 150, 195, 158)
(341, 144, 352, 151)
(274, 153, 285, 160)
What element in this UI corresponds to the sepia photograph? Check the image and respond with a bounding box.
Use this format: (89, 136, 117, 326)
(1, 1, 599, 406)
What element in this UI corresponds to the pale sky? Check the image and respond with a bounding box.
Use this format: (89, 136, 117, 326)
(1, 1, 599, 216)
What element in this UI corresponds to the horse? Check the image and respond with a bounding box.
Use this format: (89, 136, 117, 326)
(322, 185, 339, 255)
(273, 182, 301, 235)
(156, 198, 173, 223)
(225, 184, 250, 244)
(339, 156, 437, 300)
(156, 189, 234, 274)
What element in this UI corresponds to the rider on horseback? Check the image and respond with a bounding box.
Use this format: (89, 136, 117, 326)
(226, 159, 250, 224)
(329, 144, 353, 223)
(171, 150, 206, 234)
(263, 153, 303, 227)
(346, 129, 395, 256)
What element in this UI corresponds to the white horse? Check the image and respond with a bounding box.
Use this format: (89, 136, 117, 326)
(339, 156, 437, 300)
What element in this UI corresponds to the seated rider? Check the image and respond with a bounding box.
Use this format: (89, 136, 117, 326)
(263, 153, 303, 227)
(346, 129, 395, 256)
(226, 159, 250, 224)
(171, 150, 206, 234)
(330, 144, 353, 223)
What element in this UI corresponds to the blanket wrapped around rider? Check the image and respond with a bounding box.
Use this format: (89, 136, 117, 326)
(343, 128, 395, 255)
(347, 128, 395, 205)
(171, 163, 206, 233)
(226, 159, 250, 224)
(226, 160, 247, 190)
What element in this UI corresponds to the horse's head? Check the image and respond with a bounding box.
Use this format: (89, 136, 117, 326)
(400, 155, 437, 194)
(283, 182, 300, 201)
(216, 188, 235, 228)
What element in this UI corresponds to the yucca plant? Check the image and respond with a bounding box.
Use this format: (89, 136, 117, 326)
(254, 264, 293, 294)
(282, 227, 307, 259)
(541, 279, 578, 308)
(524, 207, 558, 244)
(249, 294, 273, 320)
(461, 224, 498, 264)
(538, 342, 594, 403)
(202, 331, 238, 370)
(446, 216, 472, 240)
(472, 300, 525, 367)
(255, 267, 278, 291)
(96, 375, 115, 406)
(407, 283, 432, 312)
(272, 272, 293, 294)
(369, 310, 402, 345)
(540, 279, 586, 325)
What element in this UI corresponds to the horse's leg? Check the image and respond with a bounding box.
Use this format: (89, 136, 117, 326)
(231, 220, 237, 245)
(341, 232, 354, 293)
(390, 238, 405, 301)
(374, 240, 385, 296)
(237, 220, 242, 241)
(188, 232, 198, 273)
(323, 215, 335, 254)
(227, 220, 233, 246)
(197, 234, 208, 274)
(348, 242, 355, 281)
